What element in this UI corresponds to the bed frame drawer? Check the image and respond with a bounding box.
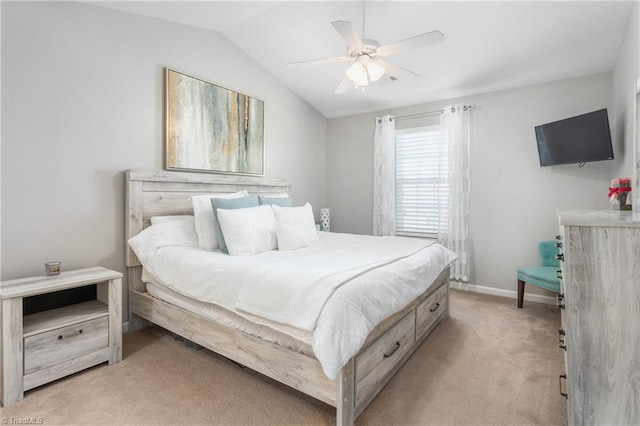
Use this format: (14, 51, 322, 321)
(416, 283, 448, 339)
(355, 310, 415, 407)
(24, 316, 109, 375)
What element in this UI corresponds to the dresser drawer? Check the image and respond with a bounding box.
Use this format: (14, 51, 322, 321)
(355, 310, 415, 407)
(24, 316, 109, 374)
(416, 283, 448, 339)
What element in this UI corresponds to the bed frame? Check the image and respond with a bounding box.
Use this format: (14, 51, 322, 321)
(125, 169, 450, 425)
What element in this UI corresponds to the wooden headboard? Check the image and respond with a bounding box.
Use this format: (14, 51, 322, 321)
(125, 169, 291, 268)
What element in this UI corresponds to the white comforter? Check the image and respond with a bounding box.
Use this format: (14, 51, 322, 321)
(130, 232, 456, 379)
(236, 234, 441, 330)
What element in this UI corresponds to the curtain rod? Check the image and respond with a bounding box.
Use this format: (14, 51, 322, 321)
(394, 109, 443, 121)
(377, 104, 474, 123)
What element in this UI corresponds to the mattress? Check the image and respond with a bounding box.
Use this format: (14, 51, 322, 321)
(145, 277, 314, 356)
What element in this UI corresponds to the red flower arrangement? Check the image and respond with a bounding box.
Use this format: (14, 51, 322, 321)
(609, 177, 632, 210)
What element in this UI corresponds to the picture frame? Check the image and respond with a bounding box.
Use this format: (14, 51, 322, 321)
(165, 68, 264, 175)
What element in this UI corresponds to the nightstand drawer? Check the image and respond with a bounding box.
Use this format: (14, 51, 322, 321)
(24, 316, 109, 374)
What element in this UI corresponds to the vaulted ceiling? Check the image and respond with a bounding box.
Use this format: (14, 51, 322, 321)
(93, 1, 635, 118)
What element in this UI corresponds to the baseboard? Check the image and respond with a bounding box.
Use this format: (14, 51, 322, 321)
(122, 321, 129, 333)
(449, 282, 557, 305)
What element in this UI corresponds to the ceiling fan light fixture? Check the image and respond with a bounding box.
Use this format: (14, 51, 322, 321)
(366, 61, 385, 82)
(346, 62, 369, 87)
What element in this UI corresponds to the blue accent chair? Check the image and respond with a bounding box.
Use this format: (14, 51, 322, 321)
(517, 241, 561, 308)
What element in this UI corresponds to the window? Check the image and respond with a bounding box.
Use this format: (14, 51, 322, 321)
(395, 125, 448, 237)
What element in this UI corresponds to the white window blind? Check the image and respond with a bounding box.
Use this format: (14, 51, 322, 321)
(395, 125, 448, 237)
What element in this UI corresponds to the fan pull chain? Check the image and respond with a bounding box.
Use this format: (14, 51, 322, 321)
(362, 0, 366, 39)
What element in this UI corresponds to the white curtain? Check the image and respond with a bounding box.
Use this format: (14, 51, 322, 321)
(438, 105, 472, 281)
(372, 115, 396, 236)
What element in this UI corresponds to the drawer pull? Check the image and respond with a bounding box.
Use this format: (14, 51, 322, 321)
(556, 270, 563, 279)
(429, 302, 441, 312)
(555, 241, 562, 249)
(58, 329, 83, 340)
(558, 329, 566, 351)
(556, 293, 565, 309)
(383, 341, 401, 358)
(559, 374, 568, 399)
(556, 253, 564, 262)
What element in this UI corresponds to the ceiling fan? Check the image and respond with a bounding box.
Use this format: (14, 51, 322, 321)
(286, 20, 444, 94)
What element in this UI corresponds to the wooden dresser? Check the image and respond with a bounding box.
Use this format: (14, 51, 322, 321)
(556, 210, 640, 425)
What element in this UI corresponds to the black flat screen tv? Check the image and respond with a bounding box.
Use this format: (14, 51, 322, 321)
(535, 108, 614, 167)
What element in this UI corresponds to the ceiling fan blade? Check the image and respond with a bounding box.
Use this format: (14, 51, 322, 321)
(377, 30, 444, 57)
(377, 60, 420, 80)
(331, 20, 364, 49)
(334, 77, 352, 95)
(286, 56, 352, 68)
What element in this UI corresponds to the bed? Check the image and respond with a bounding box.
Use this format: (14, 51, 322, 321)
(125, 169, 453, 425)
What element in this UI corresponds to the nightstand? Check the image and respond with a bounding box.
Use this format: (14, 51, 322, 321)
(1, 266, 122, 406)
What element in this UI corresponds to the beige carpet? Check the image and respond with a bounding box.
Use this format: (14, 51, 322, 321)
(1, 290, 567, 425)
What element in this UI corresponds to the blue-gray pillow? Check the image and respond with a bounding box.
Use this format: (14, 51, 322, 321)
(211, 195, 259, 253)
(258, 196, 292, 207)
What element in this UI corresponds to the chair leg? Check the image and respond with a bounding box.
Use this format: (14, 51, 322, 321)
(517, 280, 525, 308)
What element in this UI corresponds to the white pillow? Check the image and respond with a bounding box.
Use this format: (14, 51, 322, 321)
(191, 191, 248, 251)
(272, 203, 319, 251)
(217, 205, 277, 256)
(128, 218, 199, 265)
(150, 215, 194, 225)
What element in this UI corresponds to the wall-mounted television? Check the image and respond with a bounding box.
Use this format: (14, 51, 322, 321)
(535, 108, 614, 167)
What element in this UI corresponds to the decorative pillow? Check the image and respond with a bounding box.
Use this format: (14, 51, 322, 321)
(128, 218, 199, 265)
(258, 196, 292, 207)
(191, 191, 248, 251)
(272, 203, 319, 250)
(150, 215, 194, 225)
(211, 196, 260, 253)
(217, 205, 277, 256)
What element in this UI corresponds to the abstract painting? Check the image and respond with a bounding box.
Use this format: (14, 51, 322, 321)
(166, 68, 264, 175)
